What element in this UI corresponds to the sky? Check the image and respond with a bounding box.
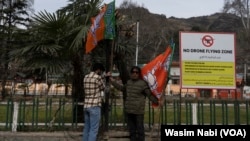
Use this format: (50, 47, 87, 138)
(34, 0, 225, 18)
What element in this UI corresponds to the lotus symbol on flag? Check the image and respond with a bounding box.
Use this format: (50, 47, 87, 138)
(143, 66, 158, 95)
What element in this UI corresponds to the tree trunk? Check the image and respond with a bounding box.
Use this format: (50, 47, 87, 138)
(71, 52, 84, 123)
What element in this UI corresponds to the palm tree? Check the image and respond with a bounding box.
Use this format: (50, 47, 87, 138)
(9, 0, 104, 123)
(10, 11, 74, 94)
(10, 0, 104, 97)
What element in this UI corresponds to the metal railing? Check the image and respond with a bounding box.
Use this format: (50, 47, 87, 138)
(0, 97, 249, 132)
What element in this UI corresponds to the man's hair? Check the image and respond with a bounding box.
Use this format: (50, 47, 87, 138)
(130, 66, 141, 73)
(92, 63, 105, 71)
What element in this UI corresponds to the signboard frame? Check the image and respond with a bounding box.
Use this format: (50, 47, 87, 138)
(180, 32, 236, 89)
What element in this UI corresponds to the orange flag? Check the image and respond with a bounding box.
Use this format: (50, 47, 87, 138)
(141, 46, 172, 104)
(85, 1, 115, 54)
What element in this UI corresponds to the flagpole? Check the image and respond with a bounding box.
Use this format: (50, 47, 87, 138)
(103, 0, 116, 132)
(135, 20, 139, 66)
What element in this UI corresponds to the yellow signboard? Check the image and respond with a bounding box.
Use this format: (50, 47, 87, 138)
(180, 32, 236, 89)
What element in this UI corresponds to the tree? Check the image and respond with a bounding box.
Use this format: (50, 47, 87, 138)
(0, 0, 34, 99)
(9, 0, 106, 124)
(223, 0, 250, 48)
(10, 0, 106, 98)
(223, 0, 250, 35)
(223, 0, 250, 83)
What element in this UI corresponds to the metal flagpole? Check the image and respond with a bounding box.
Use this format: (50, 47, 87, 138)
(135, 20, 139, 66)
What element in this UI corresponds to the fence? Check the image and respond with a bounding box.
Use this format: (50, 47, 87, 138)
(0, 97, 250, 132)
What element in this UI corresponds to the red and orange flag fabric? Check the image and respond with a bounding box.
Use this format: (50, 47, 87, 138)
(85, 1, 115, 54)
(141, 46, 173, 106)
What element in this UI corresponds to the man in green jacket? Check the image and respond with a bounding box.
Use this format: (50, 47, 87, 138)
(108, 66, 159, 141)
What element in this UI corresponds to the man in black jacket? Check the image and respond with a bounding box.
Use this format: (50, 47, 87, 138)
(108, 66, 159, 141)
